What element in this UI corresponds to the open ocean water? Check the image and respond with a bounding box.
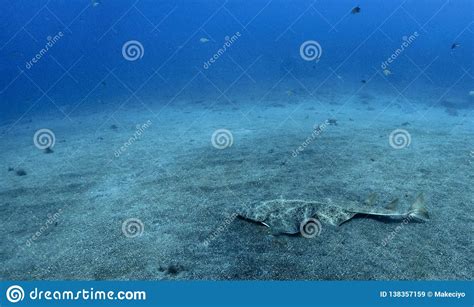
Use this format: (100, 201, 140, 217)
(0, 0, 473, 280)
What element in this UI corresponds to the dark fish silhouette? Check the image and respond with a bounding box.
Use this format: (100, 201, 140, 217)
(451, 43, 460, 49)
(361, 79, 367, 83)
(351, 6, 361, 14)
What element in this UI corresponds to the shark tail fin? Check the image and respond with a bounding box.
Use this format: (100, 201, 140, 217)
(408, 193, 429, 222)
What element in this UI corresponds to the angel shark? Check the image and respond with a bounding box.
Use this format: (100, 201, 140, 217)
(237, 193, 429, 235)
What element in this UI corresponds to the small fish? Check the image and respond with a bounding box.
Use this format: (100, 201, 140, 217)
(361, 79, 367, 83)
(91, 0, 100, 7)
(451, 43, 460, 49)
(383, 69, 392, 76)
(351, 6, 361, 14)
(199, 37, 210, 43)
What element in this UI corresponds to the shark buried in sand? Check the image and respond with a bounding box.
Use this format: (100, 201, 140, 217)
(237, 193, 429, 235)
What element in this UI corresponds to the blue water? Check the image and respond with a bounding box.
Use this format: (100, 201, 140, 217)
(0, 0, 472, 122)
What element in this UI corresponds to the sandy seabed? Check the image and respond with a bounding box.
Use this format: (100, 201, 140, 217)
(1, 89, 473, 280)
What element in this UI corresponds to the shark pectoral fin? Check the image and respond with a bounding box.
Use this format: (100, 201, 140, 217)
(408, 193, 429, 221)
(384, 198, 399, 211)
(365, 192, 377, 206)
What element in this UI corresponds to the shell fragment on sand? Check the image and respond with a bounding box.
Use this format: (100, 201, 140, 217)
(237, 194, 429, 235)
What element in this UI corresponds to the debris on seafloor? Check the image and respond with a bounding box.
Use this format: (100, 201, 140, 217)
(15, 169, 27, 176)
